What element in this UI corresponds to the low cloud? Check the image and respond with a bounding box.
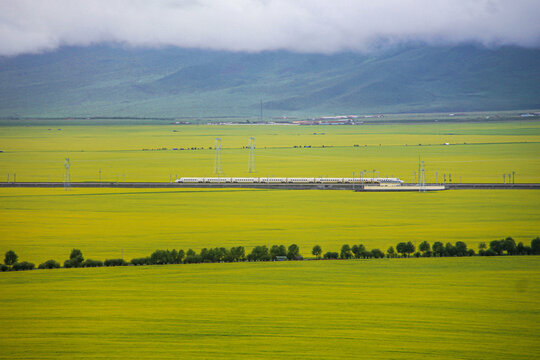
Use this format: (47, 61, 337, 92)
(1, 0, 539, 56)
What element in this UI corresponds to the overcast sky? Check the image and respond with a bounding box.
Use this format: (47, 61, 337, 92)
(1, 0, 539, 56)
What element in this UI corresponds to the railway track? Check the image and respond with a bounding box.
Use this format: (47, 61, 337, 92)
(1, 182, 539, 190)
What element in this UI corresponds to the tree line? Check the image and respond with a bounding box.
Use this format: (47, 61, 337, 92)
(2, 237, 539, 272)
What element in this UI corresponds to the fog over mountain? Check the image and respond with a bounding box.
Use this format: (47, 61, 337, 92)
(1, 0, 539, 56)
(1, 1, 539, 118)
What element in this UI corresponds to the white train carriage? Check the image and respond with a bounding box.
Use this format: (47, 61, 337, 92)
(176, 177, 204, 183)
(317, 178, 343, 183)
(260, 177, 287, 183)
(288, 177, 316, 183)
(206, 177, 231, 183)
(232, 177, 259, 183)
(176, 177, 405, 185)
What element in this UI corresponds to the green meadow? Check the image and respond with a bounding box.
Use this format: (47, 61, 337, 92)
(0, 188, 538, 264)
(1, 257, 539, 359)
(0, 121, 539, 183)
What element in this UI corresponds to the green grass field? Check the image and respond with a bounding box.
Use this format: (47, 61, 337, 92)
(0, 188, 538, 264)
(1, 121, 539, 183)
(1, 257, 539, 359)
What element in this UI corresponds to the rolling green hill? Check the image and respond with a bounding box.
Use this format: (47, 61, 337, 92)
(0, 45, 539, 118)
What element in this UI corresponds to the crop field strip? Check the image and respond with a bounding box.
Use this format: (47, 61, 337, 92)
(1, 257, 539, 359)
(1, 187, 538, 264)
(0, 121, 539, 183)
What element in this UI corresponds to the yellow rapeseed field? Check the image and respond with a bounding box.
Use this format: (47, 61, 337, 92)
(1, 257, 539, 359)
(0, 187, 538, 264)
(0, 121, 539, 182)
(1, 121, 539, 359)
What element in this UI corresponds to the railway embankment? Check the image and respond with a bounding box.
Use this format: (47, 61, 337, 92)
(1, 182, 540, 190)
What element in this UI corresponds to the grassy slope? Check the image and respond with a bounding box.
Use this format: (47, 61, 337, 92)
(1, 257, 539, 359)
(0, 45, 539, 117)
(0, 188, 538, 264)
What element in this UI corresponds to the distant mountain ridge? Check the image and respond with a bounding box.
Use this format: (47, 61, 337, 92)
(0, 44, 539, 118)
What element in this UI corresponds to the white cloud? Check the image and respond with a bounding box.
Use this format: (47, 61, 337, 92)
(1, 0, 539, 56)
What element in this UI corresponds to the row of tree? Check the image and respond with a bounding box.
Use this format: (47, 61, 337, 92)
(384, 237, 540, 258)
(2, 237, 539, 271)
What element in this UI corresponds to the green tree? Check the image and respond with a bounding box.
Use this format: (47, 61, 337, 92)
(38, 259, 61, 269)
(419, 241, 430, 254)
(455, 241, 468, 256)
(503, 237, 516, 255)
(396, 242, 407, 257)
(405, 241, 415, 257)
(70, 249, 84, 264)
(4, 250, 18, 265)
(12, 261, 35, 271)
(479, 242, 487, 250)
(270, 245, 286, 260)
(323, 251, 339, 259)
(312, 245, 322, 259)
(351, 244, 366, 259)
(445, 242, 456, 256)
(340, 244, 352, 259)
(248, 245, 270, 261)
(178, 249, 185, 262)
(531, 237, 540, 255)
(287, 244, 301, 260)
(150, 250, 168, 264)
(432, 241, 445, 256)
(386, 246, 396, 258)
(230, 246, 245, 261)
(169, 249, 179, 263)
(371, 249, 385, 258)
(489, 240, 504, 255)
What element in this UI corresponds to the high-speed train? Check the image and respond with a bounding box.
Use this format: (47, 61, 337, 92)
(175, 177, 404, 185)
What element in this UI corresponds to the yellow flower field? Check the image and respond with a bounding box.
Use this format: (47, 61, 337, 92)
(1, 257, 539, 359)
(1, 120, 539, 359)
(0, 121, 539, 183)
(0, 188, 538, 264)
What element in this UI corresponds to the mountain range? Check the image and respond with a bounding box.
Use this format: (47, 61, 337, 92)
(0, 44, 539, 118)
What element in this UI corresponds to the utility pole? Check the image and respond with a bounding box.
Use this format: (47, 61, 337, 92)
(512, 171, 515, 184)
(418, 160, 425, 192)
(418, 155, 422, 186)
(214, 138, 223, 175)
(64, 158, 70, 190)
(248, 137, 256, 173)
